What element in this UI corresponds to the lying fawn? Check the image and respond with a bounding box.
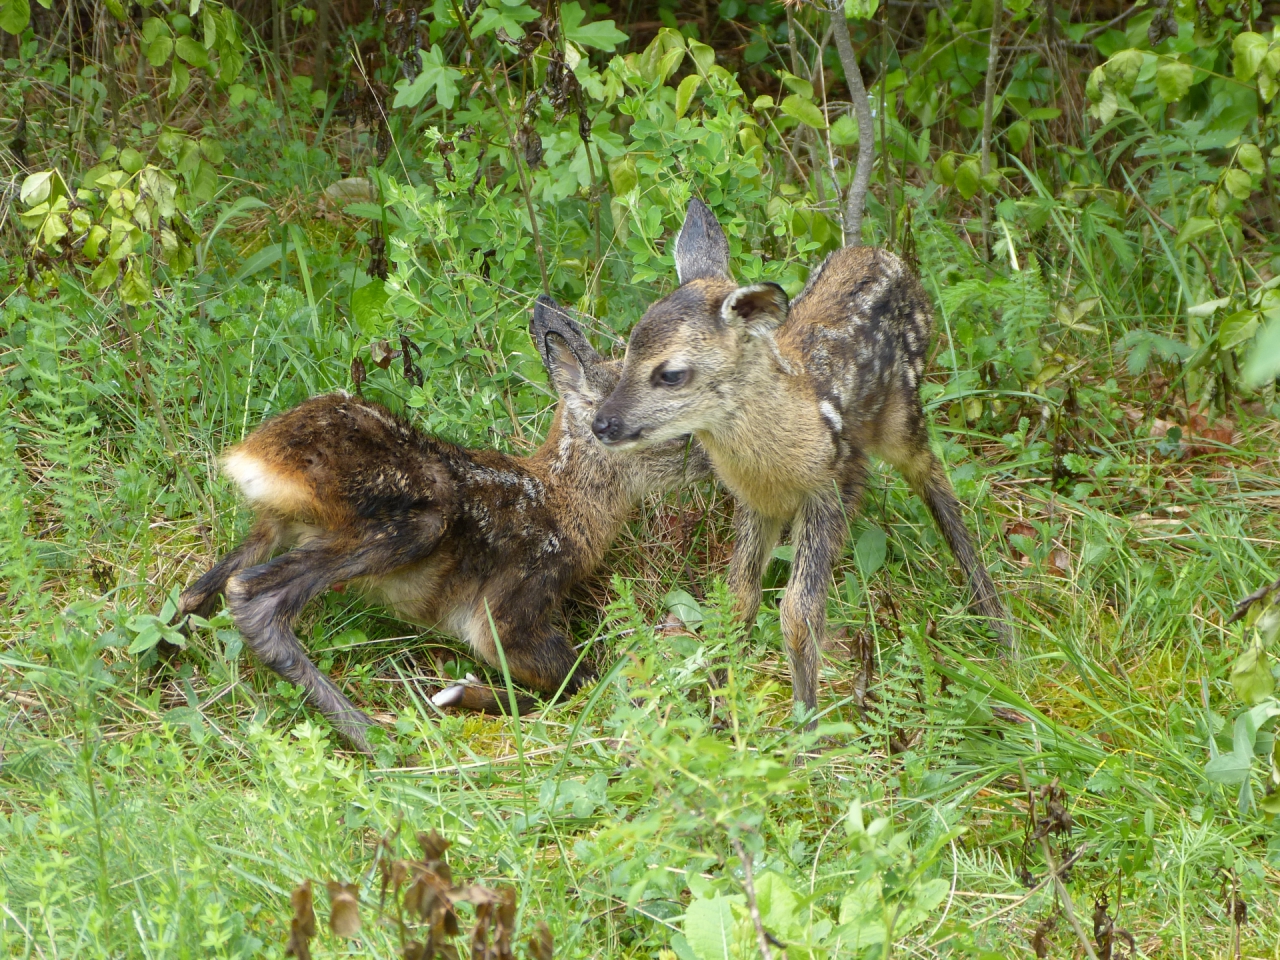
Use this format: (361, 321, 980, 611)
(177, 296, 706, 752)
(591, 199, 1009, 714)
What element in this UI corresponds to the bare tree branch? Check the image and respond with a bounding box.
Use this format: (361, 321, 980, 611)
(828, 2, 875, 246)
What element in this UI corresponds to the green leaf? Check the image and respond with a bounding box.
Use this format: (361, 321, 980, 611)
(1174, 215, 1215, 247)
(199, 136, 225, 163)
(780, 94, 827, 129)
(1006, 119, 1030, 153)
(608, 154, 637, 196)
(560, 1, 628, 52)
(933, 152, 957, 185)
(675, 74, 701, 119)
(192, 159, 218, 202)
(120, 261, 151, 305)
(351, 279, 389, 334)
(392, 45, 462, 110)
(471, 2, 538, 40)
(0, 0, 31, 35)
(780, 71, 813, 99)
(1218, 310, 1259, 350)
(175, 35, 209, 68)
(90, 255, 120, 291)
(1233, 31, 1270, 82)
(170, 58, 191, 99)
(855, 526, 887, 577)
(139, 167, 178, 218)
(1156, 60, 1193, 102)
(1238, 143, 1265, 176)
(119, 147, 145, 174)
(954, 158, 981, 199)
(1230, 645, 1274, 705)
(683, 896, 739, 960)
(844, 0, 879, 19)
(830, 114, 859, 146)
(664, 589, 704, 629)
(1222, 168, 1253, 200)
(147, 34, 173, 67)
(1243, 316, 1280, 388)
(20, 170, 55, 206)
(686, 38, 715, 74)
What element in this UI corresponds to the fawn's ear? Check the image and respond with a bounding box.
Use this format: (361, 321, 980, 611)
(672, 198, 731, 284)
(721, 282, 789, 335)
(530, 295, 604, 396)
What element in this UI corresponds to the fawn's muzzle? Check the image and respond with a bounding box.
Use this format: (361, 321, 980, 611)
(592, 413, 636, 445)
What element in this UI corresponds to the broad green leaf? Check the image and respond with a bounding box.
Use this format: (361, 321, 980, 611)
(608, 154, 637, 196)
(1218, 310, 1259, 351)
(1238, 143, 1265, 176)
(1006, 119, 1030, 153)
(170, 58, 191, 99)
(351, 279, 389, 334)
(675, 74, 701, 119)
(471, 2, 538, 40)
(1156, 60, 1193, 102)
(0, 0, 31, 35)
(830, 113, 859, 145)
(147, 34, 173, 67)
(118, 146, 145, 174)
(780, 94, 826, 129)
(664, 589, 703, 629)
(192, 159, 218, 202)
(120, 262, 151, 305)
(933, 152, 957, 185)
(1174, 215, 1215, 247)
(175, 35, 209, 68)
(780, 71, 813, 99)
(954, 158, 981, 199)
(1104, 49, 1144, 95)
(683, 896, 739, 960)
(1230, 645, 1274, 705)
(90, 255, 120, 291)
(200, 136, 225, 163)
(1222, 168, 1253, 200)
(84, 224, 108, 260)
(392, 45, 462, 110)
(1233, 31, 1270, 81)
(855, 526, 887, 577)
(844, 0, 879, 19)
(139, 167, 178, 218)
(1243, 316, 1280, 387)
(686, 38, 715, 74)
(560, 1, 627, 52)
(20, 170, 54, 206)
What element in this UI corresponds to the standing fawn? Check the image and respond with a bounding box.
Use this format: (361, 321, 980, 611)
(591, 199, 1009, 715)
(177, 296, 707, 753)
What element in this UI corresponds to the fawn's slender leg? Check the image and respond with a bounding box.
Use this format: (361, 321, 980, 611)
(890, 440, 1010, 646)
(726, 505, 784, 629)
(227, 522, 442, 753)
(178, 517, 284, 621)
(779, 489, 849, 716)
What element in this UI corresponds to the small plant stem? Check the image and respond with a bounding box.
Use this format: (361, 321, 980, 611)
(450, 0, 551, 295)
(980, 0, 1002, 261)
(829, 2, 875, 245)
(313, 0, 332, 95)
(731, 839, 774, 960)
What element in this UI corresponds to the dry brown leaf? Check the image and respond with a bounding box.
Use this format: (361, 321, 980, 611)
(326, 881, 362, 938)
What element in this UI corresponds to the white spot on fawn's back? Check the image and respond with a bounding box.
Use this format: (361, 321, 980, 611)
(223, 450, 313, 513)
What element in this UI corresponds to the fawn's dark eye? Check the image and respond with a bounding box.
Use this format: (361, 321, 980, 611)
(652, 366, 689, 388)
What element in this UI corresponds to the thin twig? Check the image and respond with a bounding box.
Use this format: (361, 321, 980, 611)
(731, 839, 775, 960)
(827, 2, 875, 245)
(979, 0, 1002, 261)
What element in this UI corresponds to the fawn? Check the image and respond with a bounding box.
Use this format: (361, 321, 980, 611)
(590, 199, 1009, 715)
(177, 296, 707, 752)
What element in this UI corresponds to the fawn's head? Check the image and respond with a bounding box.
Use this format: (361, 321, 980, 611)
(591, 199, 789, 449)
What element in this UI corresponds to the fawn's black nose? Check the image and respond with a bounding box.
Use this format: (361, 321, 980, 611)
(592, 413, 623, 443)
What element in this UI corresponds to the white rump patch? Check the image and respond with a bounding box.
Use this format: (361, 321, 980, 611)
(431, 682, 468, 707)
(222, 450, 311, 512)
(820, 400, 843, 434)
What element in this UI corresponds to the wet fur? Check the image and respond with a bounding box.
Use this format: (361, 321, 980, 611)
(178, 297, 707, 752)
(594, 200, 1010, 713)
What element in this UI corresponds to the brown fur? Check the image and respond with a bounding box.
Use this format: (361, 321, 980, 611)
(176, 296, 707, 752)
(592, 200, 1010, 715)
